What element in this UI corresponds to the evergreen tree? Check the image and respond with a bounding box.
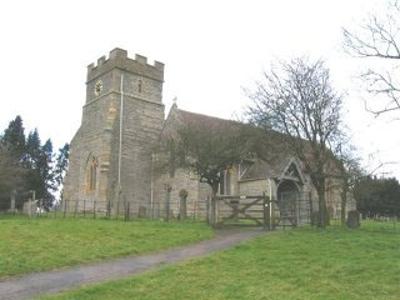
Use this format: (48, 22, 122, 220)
(1, 115, 26, 159)
(0, 117, 64, 210)
(25, 129, 41, 169)
(25, 130, 56, 209)
(354, 176, 400, 218)
(0, 144, 26, 201)
(24, 129, 42, 200)
(39, 139, 56, 209)
(54, 143, 70, 186)
(0, 116, 27, 207)
(54, 143, 70, 201)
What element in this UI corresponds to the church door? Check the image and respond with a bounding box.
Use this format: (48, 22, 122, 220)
(277, 180, 299, 226)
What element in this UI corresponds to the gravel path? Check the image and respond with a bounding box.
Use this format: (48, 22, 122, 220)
(0, 228, 265, 300)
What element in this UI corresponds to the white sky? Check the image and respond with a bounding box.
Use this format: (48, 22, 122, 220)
(0, 0, 399, 177)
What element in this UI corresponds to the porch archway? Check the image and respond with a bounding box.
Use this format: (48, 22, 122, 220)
(277, 180, 299, 225)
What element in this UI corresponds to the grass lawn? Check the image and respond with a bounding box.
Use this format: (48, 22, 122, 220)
(43, 222, 400, 300)
(0, 215, 213, 278)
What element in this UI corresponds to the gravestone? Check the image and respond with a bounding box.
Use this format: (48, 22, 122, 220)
(23, 200, 37, 217)
(138, 206, 147, 218)
(346, 210, 360, 229)
(9, 190, 16, 213)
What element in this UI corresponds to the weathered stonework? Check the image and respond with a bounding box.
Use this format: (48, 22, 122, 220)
(63, 48, 164, 214)
(64, 48, 354, 221)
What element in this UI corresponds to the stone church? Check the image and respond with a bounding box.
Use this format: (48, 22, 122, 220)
(63, 48, 351, 220)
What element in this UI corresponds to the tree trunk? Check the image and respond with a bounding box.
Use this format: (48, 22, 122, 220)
(207, 183, 219, 226)
(317, 185, 330, 228)
(209, 184, 219, 226)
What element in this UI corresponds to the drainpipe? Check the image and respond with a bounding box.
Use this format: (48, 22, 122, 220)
(117, 73, 124, 196)
(150, 153, 154, 218)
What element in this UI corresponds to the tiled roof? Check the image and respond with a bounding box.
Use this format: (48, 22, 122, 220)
(177, 108, 238, 129)
(166, 106, 302, 180)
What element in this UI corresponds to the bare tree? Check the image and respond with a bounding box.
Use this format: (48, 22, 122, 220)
(161, 119, 249, 199)
(343, 0, 400, 116)
(247, 58, 344, 227)
(332, 140, 363, 225)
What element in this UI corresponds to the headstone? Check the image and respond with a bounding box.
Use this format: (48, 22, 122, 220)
(138, 206, 147, 218)
(23, 200, 37, 216)
(346, 210, 360, 229)
(9, 190, 16, 213)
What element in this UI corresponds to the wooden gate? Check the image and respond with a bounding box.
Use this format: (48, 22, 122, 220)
(210, 194, 272, 229)
(210, 192, 313, 229)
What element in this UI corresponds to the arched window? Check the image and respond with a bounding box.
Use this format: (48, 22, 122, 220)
(225, 169, 231, 195)
(86, 156, 98, 192)
(219, 168, 232, 195)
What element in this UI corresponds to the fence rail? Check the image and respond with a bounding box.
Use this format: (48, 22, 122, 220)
(0, 195, 200, 223)
(1, 190, 399, 232)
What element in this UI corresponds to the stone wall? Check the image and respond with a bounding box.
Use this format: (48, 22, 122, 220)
(152, 168, 211, 219)
(239, 179, 269, 196)
(63, 48, 165, 216)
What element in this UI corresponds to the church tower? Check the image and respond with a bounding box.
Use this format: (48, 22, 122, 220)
(63, 48, 165, 215)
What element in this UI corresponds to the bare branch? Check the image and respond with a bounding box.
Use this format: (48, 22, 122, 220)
(246, 57, 345, 227)
(343, 0, 400, 116)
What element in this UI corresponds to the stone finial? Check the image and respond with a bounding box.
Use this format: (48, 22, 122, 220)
(172, 97, 178, 106)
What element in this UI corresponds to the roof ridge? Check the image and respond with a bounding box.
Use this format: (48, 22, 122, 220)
(176, 108, 238, 124)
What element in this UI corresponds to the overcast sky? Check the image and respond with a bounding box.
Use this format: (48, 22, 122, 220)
(0, 0, 399, 177)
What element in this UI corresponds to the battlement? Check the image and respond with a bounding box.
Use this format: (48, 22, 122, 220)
(87, 48, 164, 82)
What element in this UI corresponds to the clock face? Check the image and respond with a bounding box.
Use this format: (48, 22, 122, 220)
(94, 80, 103, 96)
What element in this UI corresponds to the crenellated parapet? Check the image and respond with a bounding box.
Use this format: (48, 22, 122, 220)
(87, 48, 164, 82)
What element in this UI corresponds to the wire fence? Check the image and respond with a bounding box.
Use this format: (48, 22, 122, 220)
(57, 199, 141, 221)
(1, 190, 399, 232)
(0, 193, 204, 222)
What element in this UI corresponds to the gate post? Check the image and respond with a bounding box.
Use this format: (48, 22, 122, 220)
(263, 193, 269, 231)
(271, 199, 275, 230)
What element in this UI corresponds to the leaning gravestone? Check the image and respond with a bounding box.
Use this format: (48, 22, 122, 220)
(346, 210, 360, 229)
